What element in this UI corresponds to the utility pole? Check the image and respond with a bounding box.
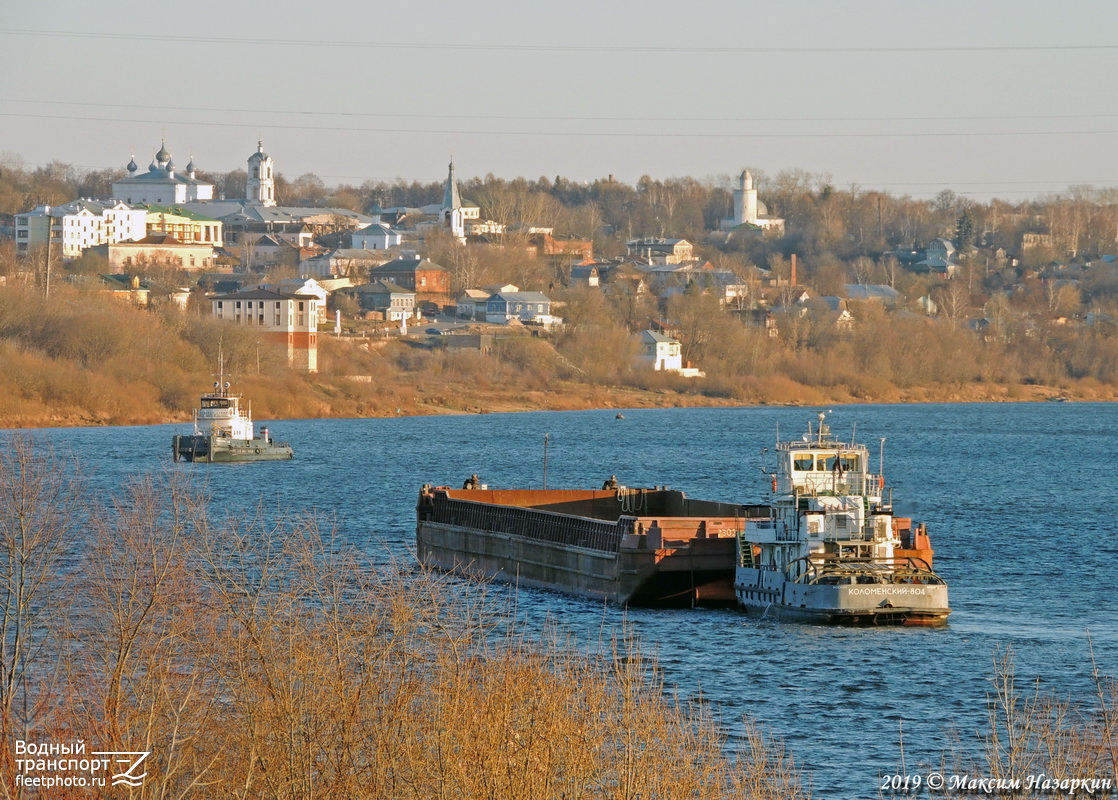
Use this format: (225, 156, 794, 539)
(44, 224, 52, 299)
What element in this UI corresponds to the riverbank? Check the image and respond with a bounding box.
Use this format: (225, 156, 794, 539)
(1, 284, 1115, 430)
(3, 369, 1112, 430)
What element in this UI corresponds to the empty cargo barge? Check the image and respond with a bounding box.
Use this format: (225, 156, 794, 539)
(416, 485, 766, 607)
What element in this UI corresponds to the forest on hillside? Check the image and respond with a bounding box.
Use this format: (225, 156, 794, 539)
(4, 153, 1118, 270)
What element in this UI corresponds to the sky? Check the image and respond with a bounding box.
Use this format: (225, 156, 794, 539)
(2, 0, 1117, 201)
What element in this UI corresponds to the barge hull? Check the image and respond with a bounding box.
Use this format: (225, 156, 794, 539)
(417, 487, 761, 608)
(418, 521, 735, 606)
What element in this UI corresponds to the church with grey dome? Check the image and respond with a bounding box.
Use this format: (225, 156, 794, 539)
(112, 140, 215, 205)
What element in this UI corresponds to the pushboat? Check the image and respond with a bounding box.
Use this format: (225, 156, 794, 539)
(171, 365, 292, 463)
(734, 413, 949, 625)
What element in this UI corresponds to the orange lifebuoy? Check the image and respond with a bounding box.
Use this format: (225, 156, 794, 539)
(878, 475, 885, 491)
(771, 476, 778, 492)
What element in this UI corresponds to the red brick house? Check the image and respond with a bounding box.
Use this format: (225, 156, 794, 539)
(368, 256, 451, 305)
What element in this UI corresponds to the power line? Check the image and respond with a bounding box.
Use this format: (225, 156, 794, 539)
(3, 111, 1117, 139)
(1, 28, 1115, 53)
(3, 97, 1116, 126)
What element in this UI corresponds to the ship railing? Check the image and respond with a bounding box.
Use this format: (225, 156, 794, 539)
(743, 519, 796, 542)
(788, 555, 946, 586)
(823, 530, 866, 542)
(793, 475, 877, 497)
(427, 495, 631, 553)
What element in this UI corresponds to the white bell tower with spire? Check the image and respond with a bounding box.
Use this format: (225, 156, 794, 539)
(441, 160, 465, 240)
(246, 141, 276, 207)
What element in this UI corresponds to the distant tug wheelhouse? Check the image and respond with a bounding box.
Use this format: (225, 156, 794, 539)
(735, 413, 949, 625)
(171, 367, 293, 463)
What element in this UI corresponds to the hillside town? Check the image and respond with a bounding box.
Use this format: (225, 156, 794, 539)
(1, 139, 1117, 399)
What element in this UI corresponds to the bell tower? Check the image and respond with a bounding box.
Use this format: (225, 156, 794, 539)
(246, 141, 276, 206)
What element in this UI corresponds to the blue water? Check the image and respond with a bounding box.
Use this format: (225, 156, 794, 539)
(20, 403, 1118, 796)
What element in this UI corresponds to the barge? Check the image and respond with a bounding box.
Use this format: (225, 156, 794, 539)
(416, 413, 948, 624)
(416, 485, 766, 607)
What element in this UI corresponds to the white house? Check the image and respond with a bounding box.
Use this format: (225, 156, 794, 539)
(351, 222, 403, 250)
(466, 219, 506, 236)
(260, 278, 329, 324)
(112, 141, 215, 205)
(636, 330, 705, 377)
(15, 199, 148, 259)
(639, 330, 682, 371)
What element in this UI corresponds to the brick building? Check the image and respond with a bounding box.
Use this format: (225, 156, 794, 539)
(211, 288, 318, 371)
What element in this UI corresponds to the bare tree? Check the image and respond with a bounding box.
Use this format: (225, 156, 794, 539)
(0, 437, 82, 746)
(850, 256, 875, 286)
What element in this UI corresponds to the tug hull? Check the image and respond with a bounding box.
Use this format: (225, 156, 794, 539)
(172, 434, 293, 463)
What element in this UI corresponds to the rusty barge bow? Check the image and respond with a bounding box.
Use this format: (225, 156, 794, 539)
(416, 485, 767, 608)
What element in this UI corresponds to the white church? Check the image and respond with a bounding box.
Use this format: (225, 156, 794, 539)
(720, 170, 784, 235)
(112, 139, 280, 207)
(111, 141, 215, 205)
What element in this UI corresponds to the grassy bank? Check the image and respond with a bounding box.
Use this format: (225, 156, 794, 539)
(0, 283, 1115, 430)
(0, 441, 811, 799)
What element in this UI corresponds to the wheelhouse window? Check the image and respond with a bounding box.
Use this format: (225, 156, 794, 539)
(793, 455, 814, 471)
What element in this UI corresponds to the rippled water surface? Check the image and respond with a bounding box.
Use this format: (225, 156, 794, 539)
(26, 402, 1118, 796)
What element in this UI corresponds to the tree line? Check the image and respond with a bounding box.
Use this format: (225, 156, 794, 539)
(4, 153, 1117, 266)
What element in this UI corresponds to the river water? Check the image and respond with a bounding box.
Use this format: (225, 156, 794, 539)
(22, 402, 1118, 796)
